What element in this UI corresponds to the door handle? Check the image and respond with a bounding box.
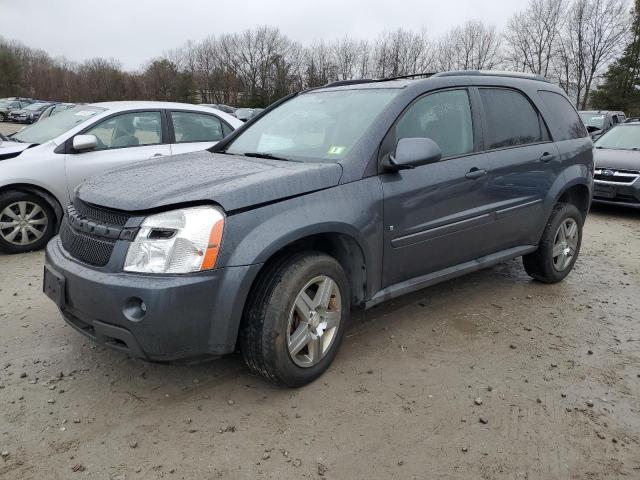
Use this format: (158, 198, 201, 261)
(465, 168, 487, 179)
(150, 153, 163, 159)
(539, 152, 555, 163)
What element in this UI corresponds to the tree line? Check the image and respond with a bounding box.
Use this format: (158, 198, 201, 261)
(0, 0, 635, 110)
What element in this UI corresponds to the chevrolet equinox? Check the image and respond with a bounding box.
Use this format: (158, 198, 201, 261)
(44, 71, 594, 387)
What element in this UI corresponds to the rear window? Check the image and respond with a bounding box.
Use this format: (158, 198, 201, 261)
(540, 91, 588, 141)
(479, 88, 545, 150)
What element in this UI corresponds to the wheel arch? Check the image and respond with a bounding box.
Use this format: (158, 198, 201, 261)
(0, 183, 64, 231)
(554, 181, 591, 221)
(248, 229, 369, 309)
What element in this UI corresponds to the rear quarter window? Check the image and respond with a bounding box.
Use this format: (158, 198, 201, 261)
(538, 91, 588, 141)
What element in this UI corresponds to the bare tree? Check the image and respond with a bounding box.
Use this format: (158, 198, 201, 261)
(437, 21, 503, 71)
(557, 0, 630, 108)
(504, 0, 565, 75)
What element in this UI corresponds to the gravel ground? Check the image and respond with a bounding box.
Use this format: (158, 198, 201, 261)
(0, 120, 639, 478)
(0, 122, 23, 136)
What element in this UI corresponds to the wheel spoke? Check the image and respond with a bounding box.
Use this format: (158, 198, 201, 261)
(566, 221, 577, 240)
(5, 226, 20, 242)
(19, 227, 30, 245)
(288, 325, 311, 356)
(557, 223, 567, 243)
(295, 292, 314, 321)
(18, 201, 27, 218)
(0, 221, 18, 229)
(314, 277, 335, 309)
(306, 335, 321, 363)
(26, 205, 42, 220)
(552, 243, 565, 258)
(26, 225, 43, 238)
(2, 208, 19, 221)
(320, 311, 340, 330)
(29, 218, 47, 226)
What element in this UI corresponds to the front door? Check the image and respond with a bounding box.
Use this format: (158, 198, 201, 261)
(64, 111, 171, 199)
(381, 88, 495, 287)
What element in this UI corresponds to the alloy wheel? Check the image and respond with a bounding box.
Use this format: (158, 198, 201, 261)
(0, 201, 49, 246)
(552, 218, 578, 271)
(286, 275, 342, 368)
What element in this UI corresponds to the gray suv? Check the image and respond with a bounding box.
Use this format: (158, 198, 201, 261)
(44, 71, 594, 387)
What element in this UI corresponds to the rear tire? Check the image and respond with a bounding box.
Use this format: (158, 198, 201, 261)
(0, 191, 56, 254)
(240, 251, 350, 387)
(0, 112, 5, 122)
(523, 202, 583, 283)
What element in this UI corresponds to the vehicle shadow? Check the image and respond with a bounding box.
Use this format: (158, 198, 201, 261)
(75, 257, 536, 393)
(589, 203, 640, 220)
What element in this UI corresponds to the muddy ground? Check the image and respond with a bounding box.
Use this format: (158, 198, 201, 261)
(0, 117, 639, 479)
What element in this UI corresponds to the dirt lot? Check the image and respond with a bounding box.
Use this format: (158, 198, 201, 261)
(0, 122, 22, 136)
(0, 119, 639, 478)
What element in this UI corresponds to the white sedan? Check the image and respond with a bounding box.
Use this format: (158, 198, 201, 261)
(0, 101, 242, 253)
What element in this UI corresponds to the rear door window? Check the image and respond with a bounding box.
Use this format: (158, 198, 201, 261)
(170, 111, 224, 143)
(538, 91, 588, 141)
(479, 88, 546, 150)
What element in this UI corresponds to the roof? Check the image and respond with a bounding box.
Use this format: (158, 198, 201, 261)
(88, 100, 242, 127)
(321, 70, 552, 91)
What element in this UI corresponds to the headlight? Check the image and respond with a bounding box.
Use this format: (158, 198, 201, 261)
(124, 206, 224, 274)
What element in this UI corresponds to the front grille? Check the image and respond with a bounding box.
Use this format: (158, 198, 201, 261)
(59, 219, 116, 267)
(594, 168, 640, 184)
(73, 198, 130, 227)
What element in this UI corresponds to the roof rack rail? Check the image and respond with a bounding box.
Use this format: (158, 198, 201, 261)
(324, 73, 437, 88)
(324, 79, 377, 88)
(433, 70, 551, 83)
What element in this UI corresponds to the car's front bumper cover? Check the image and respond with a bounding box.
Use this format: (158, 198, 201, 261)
(593, 176, 640, 208)
(44, 237, 261, 361)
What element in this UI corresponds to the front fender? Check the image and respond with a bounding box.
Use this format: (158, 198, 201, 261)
(218, 178, 384, 295)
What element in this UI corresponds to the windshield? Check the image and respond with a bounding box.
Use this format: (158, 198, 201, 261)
(12, 106, 105, 144)
(580, 113, 605, 129)
(225, 89, 399, 162)
(594, 125, 640, 150)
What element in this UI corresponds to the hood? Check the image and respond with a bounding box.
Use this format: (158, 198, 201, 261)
(594, 148, 640, 171)
(77, 151, 343, 212)
(0, 140, 33, 160)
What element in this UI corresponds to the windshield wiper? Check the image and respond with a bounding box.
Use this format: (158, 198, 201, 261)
(243, 152, 291, 161)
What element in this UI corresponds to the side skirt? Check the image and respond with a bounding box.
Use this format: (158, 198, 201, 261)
(365, 245, 537, 309)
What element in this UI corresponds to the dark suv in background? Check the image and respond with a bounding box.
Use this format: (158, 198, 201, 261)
(579, 110, 626, 139)
(44, 71, 593, 387)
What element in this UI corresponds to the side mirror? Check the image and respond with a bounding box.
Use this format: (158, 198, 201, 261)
(73, 134, 98, 151)
(385, 137, 442, 172)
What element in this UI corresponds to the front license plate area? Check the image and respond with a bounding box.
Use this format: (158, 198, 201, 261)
(595, 184, 616, 198)
(43, 266, 66, 309)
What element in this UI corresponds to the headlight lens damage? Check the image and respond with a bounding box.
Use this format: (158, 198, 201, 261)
(124, 206, 224, 274)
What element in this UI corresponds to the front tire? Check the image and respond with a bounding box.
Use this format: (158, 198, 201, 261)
(0, 191, 56, 254)
(0, 112, 5, 122)
(523, 202, 583, 283)
(240, 251, 350, 387)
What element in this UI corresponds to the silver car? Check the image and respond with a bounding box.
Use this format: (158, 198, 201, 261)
(0, 101, 242, 253)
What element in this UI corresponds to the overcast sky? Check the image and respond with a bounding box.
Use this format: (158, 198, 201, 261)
(1, 0, 531, 70)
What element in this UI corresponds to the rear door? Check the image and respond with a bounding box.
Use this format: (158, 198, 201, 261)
(168, 110, 234, 155)
(64, 110, 171, 198)
(381, 88, 496, 287)
(476, 87, 558, 250)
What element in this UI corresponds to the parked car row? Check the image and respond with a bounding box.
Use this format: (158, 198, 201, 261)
(0, 97, 78, 124)
(200, 104, 264, 122)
